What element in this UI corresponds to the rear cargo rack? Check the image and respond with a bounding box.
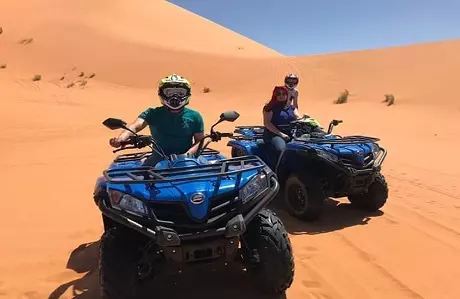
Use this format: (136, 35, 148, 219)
(234, 126, 265, 134)
(230, 135, 263, 141)
(104, 155, 266, 184)
(230, 133, 379, 145)
(293, 135, 380, 144)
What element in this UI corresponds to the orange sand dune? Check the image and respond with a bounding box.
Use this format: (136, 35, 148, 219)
(1, 1, 460, 299)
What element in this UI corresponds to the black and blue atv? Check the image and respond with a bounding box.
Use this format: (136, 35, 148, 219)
(93, 110, 295, 299)
(227, 116, 389, 221)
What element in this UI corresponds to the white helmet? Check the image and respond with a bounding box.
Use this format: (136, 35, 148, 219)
(284, 73, 299, 90)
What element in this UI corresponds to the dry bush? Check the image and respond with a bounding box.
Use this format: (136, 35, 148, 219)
(202, 86, 211, 93)
(19, 38, 34, 45)
(334, 89, 349, 104)
(382, 94, 395, 106)
(32, 74, 41, 81)
(0, 64, 6, 69)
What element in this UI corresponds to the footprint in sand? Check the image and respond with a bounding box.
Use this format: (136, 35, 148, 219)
(304, 246, 318, 252)
(21, 291, 42, 299)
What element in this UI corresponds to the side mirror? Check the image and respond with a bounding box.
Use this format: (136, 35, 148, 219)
(219, 110, 240, 122)
(102, 118, 128, 130)
(332, 119, 343, 126)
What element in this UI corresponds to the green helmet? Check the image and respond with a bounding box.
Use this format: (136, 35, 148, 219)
(158, 74, 192, 110)
(299, 116, 321, 128)
(305, 118, 321, 127)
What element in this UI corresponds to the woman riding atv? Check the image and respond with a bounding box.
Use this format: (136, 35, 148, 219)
(262, 85, 303, 170)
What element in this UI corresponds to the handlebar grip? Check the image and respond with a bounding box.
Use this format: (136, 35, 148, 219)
(220, 132, 233, 137)
(119, 140, 133, 147)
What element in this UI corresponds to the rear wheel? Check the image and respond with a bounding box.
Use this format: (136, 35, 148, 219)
(99, 227, 144, 299)
(284, 173, 326, 221)
(348, 173, 388, 211)
(241, 209, 295, 294)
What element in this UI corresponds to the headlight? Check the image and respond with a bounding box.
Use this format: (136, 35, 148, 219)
(370, 144, 380, 159)
(239, 172, 269, 204)
(315, 149, 339, 163)
(108, 189, 149, 217)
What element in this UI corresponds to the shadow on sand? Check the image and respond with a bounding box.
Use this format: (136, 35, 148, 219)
(48, 196, 382, 299)
(268, 195, 384, 235)
(48, 241, 286, 299)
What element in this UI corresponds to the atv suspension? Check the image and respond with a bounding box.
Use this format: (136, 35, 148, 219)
(137, 240, 162, 280)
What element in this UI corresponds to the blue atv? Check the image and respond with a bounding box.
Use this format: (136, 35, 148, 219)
(93, 111, 295, 299)
(227, 116, 388, 221)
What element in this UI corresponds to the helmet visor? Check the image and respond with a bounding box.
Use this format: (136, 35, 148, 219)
(285, 78, 298, 86)
(163, 87, 189, 98)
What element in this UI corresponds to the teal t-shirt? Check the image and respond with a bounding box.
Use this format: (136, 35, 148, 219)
(138, 106, 204, 155)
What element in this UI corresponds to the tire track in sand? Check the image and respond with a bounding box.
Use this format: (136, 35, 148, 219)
(334, 233, 425, 299)
(291, 229, 425, 299)
(286, 179, 460, 299)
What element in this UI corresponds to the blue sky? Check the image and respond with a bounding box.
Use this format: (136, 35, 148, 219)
(168, 0, 460, 56)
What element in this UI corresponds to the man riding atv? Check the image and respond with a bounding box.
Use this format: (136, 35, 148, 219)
(109, 74, 205, 166)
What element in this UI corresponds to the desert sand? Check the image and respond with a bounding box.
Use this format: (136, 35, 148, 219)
(1, 0, 460, 298)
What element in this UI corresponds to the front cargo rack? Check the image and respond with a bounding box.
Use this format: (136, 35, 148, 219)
(113, 147, 221, 163)
(104, 155, 267, 184)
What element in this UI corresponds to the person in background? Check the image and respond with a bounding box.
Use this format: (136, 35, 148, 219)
(284, 73, 300, 109)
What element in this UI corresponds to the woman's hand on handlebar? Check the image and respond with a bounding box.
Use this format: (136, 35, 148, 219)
(279, 132, 290, 141)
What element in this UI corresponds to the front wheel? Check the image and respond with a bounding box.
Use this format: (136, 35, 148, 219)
(348, 173, 388, 211)
(241, 209, 295, 294)
(99, 227, 144, 299)
(284, 174, 326, 221)
(231, 147, 245, 158)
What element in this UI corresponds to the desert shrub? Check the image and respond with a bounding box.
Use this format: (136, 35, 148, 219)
(334, 89, 349, 104)
(383, 94, 395, 106)
(19, 38, 34, 45)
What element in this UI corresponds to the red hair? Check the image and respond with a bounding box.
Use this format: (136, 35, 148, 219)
(263, 85, 289, 112)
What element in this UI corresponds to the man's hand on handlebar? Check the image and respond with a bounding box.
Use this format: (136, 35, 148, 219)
(109, 137, 124, 148)
(109, 135, 134, 148)
(109, 135, 152, 153)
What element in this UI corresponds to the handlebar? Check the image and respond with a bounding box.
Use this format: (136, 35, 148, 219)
(112, 131, 233, 157)
(195, 131, 233, 157)
(113, 135, 152, 153)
